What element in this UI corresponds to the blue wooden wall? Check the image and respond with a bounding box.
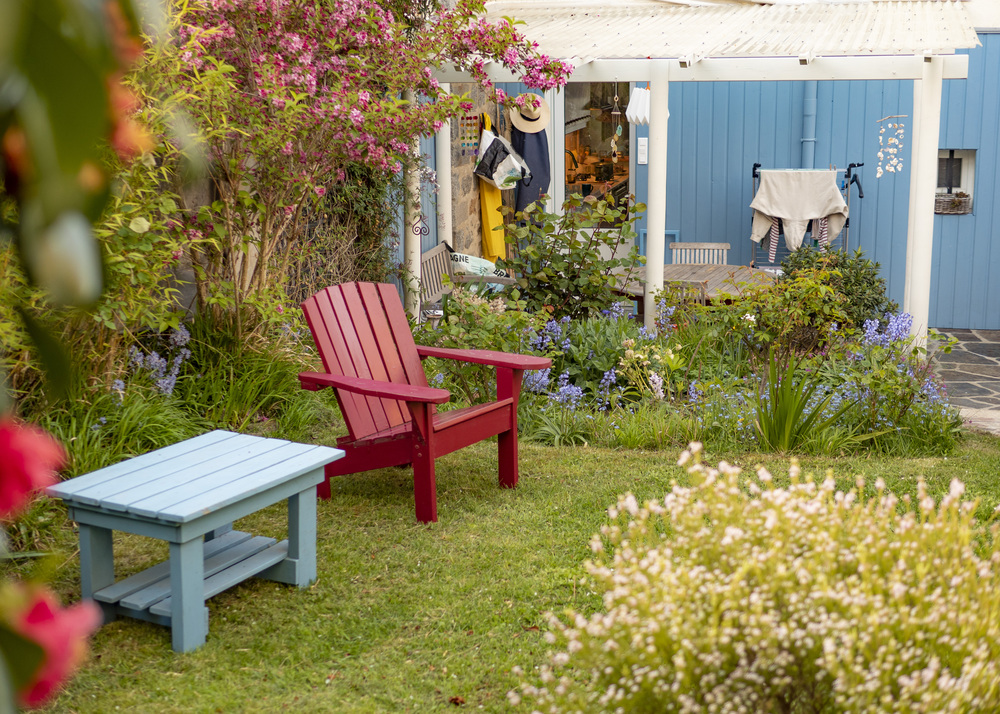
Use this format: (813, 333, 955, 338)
(933, 33, 1000, 329)
(635, 80, 911, 302)
(631, 33, 1000, 329)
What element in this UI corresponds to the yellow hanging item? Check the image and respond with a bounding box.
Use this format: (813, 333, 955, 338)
(478, 113, 506, 263)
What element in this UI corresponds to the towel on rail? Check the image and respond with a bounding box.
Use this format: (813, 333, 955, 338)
(749, 170, 848, 258)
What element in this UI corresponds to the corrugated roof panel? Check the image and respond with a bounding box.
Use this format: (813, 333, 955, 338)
(484, 0, 980, 59)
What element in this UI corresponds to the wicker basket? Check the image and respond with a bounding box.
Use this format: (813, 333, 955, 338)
(935, 194, 972, 215)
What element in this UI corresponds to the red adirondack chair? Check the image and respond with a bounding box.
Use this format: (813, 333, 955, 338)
(299, 282, 551, 523)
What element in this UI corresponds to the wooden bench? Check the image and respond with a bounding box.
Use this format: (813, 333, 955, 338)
(47, 430, 343, 652)
(669, 242, 730, 265)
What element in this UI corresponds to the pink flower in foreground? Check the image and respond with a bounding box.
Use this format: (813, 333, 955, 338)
(12, 587, 101, 708)
(0, 418, 66, 518)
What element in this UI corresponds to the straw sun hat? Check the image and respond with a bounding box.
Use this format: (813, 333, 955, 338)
(509, 94, 551, 134)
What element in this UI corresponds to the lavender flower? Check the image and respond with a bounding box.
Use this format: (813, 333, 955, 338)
(550, 371, 584, 410)
(862, 313, 913, 348)
(648, 371, 665, 400)
(111, 378, 126, 406)
(168, 324, 191, 348)
(602, 302, 629, 322)
(524, 367, 551, 394)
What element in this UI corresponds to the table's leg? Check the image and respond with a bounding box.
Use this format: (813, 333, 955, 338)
(288, 484, 318, 587)
(169, 537, 208, 653)
(260, 480, 318, 587)
(205, 522, 234, 542)
(79, 524, 117, 624)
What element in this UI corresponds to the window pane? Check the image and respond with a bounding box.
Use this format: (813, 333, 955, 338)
(937, 156, 962, 191)
(564, 82, 630, 216)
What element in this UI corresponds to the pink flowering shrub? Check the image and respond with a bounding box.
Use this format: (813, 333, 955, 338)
(0, 419, 66, 517)
(5, 586, 101, 708)
(0, 418, 100, 708)
(514, 443, 1000, 713)
(138, 0, 571, 328)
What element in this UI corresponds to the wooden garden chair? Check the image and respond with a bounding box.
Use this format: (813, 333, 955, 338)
(299, 282, 551, 523)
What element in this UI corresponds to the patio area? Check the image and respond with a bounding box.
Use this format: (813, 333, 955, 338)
(934, 330, 1000, 435)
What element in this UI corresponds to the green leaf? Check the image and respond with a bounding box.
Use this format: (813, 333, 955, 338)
(20, 0, 110, 177)
(16, 305, 73, 400)
(0, 0, 27, 76)
(128, 216, 151, 234)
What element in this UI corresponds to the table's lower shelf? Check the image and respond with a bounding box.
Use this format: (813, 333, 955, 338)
(93, 530, 289, 624)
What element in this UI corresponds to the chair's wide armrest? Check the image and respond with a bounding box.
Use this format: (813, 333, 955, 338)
(416, 346, 551, 371)
(298, 372, 450, 404)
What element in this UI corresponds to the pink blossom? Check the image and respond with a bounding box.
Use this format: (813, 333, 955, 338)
(11, 586, 101, 707)
(314, 185, 326, 197)
(0, 418, 65, 518)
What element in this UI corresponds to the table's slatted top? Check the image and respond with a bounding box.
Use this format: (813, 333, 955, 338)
(617, 264, 774, 300)
(47, 431, 342, 524)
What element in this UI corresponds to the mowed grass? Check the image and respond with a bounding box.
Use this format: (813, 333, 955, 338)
(38, 429, 1000, 712)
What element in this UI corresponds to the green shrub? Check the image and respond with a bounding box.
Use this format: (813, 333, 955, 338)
(671, 266, 850, 382)
(498, 194, 646, 320)
(413, 288, 547, 405)
(780, 247, 899, 329)
(515, 445, 1000, 712)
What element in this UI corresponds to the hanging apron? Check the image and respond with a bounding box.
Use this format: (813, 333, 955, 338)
(479, 114, 506, 263)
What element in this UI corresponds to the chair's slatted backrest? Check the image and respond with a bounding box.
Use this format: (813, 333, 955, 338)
(669, 242, 731, 265)
(302, 283, 429, 441)
(420, 243, 454, 309)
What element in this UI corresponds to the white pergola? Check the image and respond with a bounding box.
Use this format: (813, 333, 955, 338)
(428, 0, 980, 340)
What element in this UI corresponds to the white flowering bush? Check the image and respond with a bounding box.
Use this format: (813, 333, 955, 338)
(513, 443, 1000, 713)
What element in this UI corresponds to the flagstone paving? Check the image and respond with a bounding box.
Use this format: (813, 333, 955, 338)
(933, 330, 1000, 436)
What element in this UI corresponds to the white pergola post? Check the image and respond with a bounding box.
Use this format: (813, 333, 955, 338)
(903, 76, 923, 313)
(403, 90, 422, 317)
(904, 58, 944, 344)
(435, 83, 454, 247)
(644, 60, 670, 328)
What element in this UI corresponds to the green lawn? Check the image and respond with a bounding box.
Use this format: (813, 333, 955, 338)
(35, 429, 1000, 712)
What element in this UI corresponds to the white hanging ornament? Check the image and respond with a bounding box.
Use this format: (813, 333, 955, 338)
(625, 86, 650, 126)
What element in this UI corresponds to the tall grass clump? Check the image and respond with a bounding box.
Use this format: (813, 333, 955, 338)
(515, 443, 1000, 713)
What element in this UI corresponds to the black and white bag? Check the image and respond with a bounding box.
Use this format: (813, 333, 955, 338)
(474, 128, 531, 190)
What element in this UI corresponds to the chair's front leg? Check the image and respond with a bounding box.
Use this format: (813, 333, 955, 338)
(497, 367, 524, 488)
(406, 402, 438, 523)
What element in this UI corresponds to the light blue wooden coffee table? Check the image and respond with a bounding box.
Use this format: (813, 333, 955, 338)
(47, 430, 343, 652)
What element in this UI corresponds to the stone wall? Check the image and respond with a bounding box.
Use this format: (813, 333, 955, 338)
(447, 83, 511, 257)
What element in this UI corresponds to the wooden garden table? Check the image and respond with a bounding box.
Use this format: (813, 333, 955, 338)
(614, 263, 776, 312)
(47, 430, 343, 652)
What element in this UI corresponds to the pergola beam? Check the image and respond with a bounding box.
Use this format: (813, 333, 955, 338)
(434, 54, 969, 84)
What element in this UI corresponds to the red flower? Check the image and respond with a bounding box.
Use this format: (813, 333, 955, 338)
(12, 587, 101, 707)
(0, 418, 66, 518)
